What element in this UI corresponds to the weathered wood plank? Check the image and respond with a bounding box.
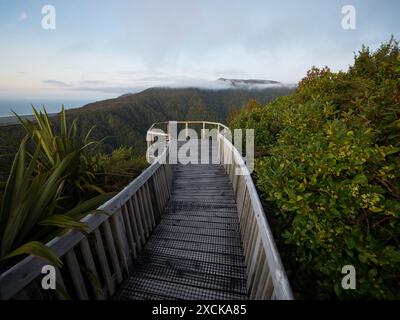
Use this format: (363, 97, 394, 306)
(135, 191, 150, 238)
(121, 204, 138, 259)
(110, 211, 133, 274)
(144, 183, 156, 228)
(79, 238, 103, 299)
(102, 220, 123, 284)
(128, 197, 145, 247)
(65, 250, 89, 300)
(93, 229, 115, 296)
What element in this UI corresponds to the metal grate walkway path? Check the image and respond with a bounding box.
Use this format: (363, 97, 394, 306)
(114, 142, 248, 300)
(0, 124, 293, 301)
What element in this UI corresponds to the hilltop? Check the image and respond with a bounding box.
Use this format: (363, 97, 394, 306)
(0, 85, 295, 178)
(65, 86, 295, 153)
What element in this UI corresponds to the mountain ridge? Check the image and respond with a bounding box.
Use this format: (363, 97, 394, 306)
(0, 86, 295, 178)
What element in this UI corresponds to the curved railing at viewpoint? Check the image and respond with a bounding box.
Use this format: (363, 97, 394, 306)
(147, 121, 293, 299)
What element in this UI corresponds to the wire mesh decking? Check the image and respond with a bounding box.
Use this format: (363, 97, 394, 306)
(114, 156, 249, 300)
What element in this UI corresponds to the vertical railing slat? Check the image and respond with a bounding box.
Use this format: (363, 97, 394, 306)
(263, 273, 274, 299)
(249, 240, 265, 299)
(156, 169, 167, 209)
(102, 220, 123, 284)
(80, 238, 103, 300)
(55, 267, 68, 300)
(65, 250, 89, 300)
(161, 165, 170, 200)
(255, 259, 270, 300)
(94, 229, 114, 296)
(123, 205, 138, 258)
(148, 175, 161, 222)
(128, 197, 145, 247)
(144, 182, 156, 228)
(134, 192, 149, 238)
(138, 186, 153, 233)
(153, 169, 163, 211)
(110, 212, 133, 274)
(122, 203, 139, 257)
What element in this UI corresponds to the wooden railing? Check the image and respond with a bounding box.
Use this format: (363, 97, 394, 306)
(218, 132, 293, 300)
(147, 121, 293, 300)
(0, 146, 173, 300)
(0, 120, 293, 300)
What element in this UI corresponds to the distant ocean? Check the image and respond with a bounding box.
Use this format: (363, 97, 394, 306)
(0, 98, 94, 117)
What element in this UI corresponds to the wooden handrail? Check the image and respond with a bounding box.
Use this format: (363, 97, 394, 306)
(148, 120, 229, 137)
(218, 133, 293, 300)
(147, 120, 293, 299)
(0, 145, 173, 300)
(0, 120, 293, 300)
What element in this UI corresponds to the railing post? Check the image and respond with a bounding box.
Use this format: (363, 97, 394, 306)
(202, 122, 205, 139)
(65, 250, 89, 300)
(93, 229, 115, 296)
(80, 238, 103, 299)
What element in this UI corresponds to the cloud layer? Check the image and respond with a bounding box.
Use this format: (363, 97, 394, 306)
(0, 0, 399, 99)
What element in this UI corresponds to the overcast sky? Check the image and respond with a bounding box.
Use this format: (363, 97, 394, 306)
(0, 0, 399, 99)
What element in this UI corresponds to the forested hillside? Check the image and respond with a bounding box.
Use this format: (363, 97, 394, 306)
(0, 86, 294, 181)
(69, 87, 294, 154)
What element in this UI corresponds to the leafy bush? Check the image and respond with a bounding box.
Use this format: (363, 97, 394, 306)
(229, 38, 400, 299)
(0, 107, 116, 269)
(15, 106, 106, 202)
(0, 138, 110, 268)
(94, 147, 148, 192)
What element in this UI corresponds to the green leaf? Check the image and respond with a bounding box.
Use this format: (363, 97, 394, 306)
(358, 253, 367, 263)
(65, 193, 115, 218)
(385, 147, 400, 155)
(346, 238, 355, 249)
(39, 215, 87, 232)
(333, 283, 341, 297)
(1, 241, 62, 267)
(353, 174, 368, 185)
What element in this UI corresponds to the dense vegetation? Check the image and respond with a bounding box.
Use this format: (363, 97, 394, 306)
(0, 107, 146, 269)
(0, 86, 293, 269)
(0, 87, 294, 182)
(229, 39, 400, 299)
(71, 87, 295, 154)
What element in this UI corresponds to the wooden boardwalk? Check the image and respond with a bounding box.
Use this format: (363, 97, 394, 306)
(114, 141, 248, 300)
(0, 124, 293, 300)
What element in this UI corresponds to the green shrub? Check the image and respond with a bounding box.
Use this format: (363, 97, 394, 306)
(0, 107, 116, 268)
(0, 106, 149, 271)
(94, 147, 148, 192)
(0, 138, 110, 268)
(229, 38, 400, 299)
(16, 106, 106, 203)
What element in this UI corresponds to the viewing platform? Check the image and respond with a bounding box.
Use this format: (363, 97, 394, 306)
(0, 121, 293, 300)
